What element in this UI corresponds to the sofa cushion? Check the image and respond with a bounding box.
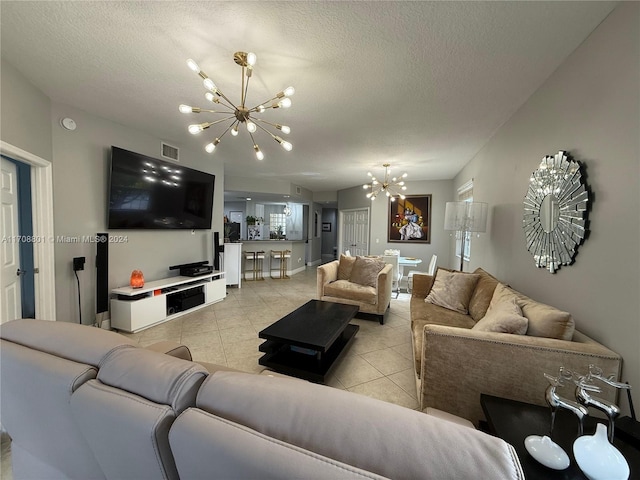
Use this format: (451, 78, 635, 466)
(425, 269, 480, 314)
(468, 268, 501, 321)
(472, 284, 528, 335)
(411, 298, 476, 376)
(489, 283, 575, 340)
(195, 371, 524, 480)
(350, 256, 385, 287)
(337, 254, 357, 280)
(324, 280, 378, 305)
(514, 291, 575, 341)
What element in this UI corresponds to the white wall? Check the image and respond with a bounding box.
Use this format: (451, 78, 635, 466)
(0, 58, 52, 161)
(453, 3, 640, 399)
(50, 103, 224, 325)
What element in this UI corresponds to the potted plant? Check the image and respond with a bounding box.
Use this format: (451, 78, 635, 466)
(224, 224, 232, 243)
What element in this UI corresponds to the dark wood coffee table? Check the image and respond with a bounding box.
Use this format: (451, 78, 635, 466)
(481, 394, 639, 480)
(258, 300, 359, 382)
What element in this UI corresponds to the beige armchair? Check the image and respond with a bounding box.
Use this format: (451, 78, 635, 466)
(317, 259, 392, 324)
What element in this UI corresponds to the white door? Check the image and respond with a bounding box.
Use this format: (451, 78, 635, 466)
(1, 158, 22, 323)
(341, 208, 369, 256)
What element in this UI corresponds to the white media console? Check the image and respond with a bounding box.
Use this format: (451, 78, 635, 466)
(110, 271, 226, 333)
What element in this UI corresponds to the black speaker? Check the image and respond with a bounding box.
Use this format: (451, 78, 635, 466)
(96, 233, 109, 314)
(213, 231, 221, 270)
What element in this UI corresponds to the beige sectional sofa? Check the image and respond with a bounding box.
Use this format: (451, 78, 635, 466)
(411, 268, 622, 426)
(317, 255, 393, 323)
(1, 318, 524, 479)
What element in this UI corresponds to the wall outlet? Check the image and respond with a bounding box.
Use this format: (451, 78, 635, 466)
(298, 257, 302, 263)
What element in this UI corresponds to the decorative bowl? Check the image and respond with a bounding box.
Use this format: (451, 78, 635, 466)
(573, 423, 629, 480)
(524, 435, 570, 470)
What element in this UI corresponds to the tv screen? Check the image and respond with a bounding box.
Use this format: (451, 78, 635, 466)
(108, 147, 215, 229)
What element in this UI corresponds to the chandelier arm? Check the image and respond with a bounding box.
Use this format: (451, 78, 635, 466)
(215, 90, 238, 111)
(217, 121, 235, 141)
(253, 118, 284, 130)
(252, 121, 278, 139)
(242, 68, 251, 108)
(198, 108, 235, 114)
(249, 95, 280, 111)
(205, 115, 237, 128)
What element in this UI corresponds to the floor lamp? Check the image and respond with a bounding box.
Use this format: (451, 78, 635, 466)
(444, 201, 488, 272)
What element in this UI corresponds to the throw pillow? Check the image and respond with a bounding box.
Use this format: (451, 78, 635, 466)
(491, 282, 574, 340)
(425, 269, 480, 314)
(349, 256, 385, 288)
(472, 283, 528, 334)
(337, 254, 357, 280)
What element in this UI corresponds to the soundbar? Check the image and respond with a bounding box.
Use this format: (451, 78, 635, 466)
(169, 261, 214, 277)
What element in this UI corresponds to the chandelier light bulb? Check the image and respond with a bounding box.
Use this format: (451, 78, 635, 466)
(231, 125, 239, 136)
(283, 86, 295, 97)
(205, 138, 220, 153)
(204, 92, 215, 102)
(257, 105, 266, 113)
(186, 59, 200, 73)
(179, 104, 193, 114)
(282, 141, 293, 151)
(278, 124, 291, 134)
(188, 124, 204, 134)
(278, 98, 292, 109)
(246, 52, 257, 66)
(254, 145, 264, 160)
(203, 78, 217, 92)
(366, 192, 372, 198)
(246, 121, 257, 133)
(363, 184, 370, 190)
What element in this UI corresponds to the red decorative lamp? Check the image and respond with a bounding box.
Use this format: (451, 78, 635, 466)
(130, 269, 145, 288)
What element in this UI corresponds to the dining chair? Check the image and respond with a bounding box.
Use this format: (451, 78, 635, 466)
(408, 255, 437, 293)
(427, 254, 438, 275)
(383, 254, 401, 298)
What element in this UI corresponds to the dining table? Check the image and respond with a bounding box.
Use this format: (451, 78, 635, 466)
(398, 256, 422, 290)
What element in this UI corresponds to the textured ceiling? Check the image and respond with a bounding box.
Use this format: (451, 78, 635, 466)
(0, 1, 616, 193)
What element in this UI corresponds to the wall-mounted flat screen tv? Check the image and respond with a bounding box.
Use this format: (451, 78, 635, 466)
(108, 146, 215, 229)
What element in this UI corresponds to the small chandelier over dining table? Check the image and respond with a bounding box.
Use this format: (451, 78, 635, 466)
(363, 163, 407, 201)
(179, 51, 294, 160)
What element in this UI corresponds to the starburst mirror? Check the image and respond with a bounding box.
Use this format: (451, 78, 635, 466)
(523, 150, 589, 273)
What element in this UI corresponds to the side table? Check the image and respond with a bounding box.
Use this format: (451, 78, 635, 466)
(481, 394, 638, 480)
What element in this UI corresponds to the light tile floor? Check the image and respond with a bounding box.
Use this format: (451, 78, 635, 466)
(0, 266, 418, 478)
(121, 266, 419, 409)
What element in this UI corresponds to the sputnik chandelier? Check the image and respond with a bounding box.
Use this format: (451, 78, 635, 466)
(363, 163, 408, 201)
(179, 51, 293, 160)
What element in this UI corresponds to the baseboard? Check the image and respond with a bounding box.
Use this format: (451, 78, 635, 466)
(307, 259, 323, 267)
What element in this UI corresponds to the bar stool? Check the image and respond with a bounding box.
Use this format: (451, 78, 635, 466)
(243, 251, 265, 281)
(270, 250, 291, 279)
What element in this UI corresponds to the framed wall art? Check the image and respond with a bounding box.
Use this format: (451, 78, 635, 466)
(388, 194, 432, 243)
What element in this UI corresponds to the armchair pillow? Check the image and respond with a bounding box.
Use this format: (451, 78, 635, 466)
(349, 256, 385, 288)
(472, 283, 528, 334)
(337, 255, 357, 280)
(425, 269, 480, 315)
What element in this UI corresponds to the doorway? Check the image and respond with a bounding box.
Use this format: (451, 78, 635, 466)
(0, 141, 56, 322)
(1, 156, 36, 320)
(339, 208, 370, 256)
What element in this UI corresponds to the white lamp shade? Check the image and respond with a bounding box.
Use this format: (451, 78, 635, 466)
(444, 202, 488, 233)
